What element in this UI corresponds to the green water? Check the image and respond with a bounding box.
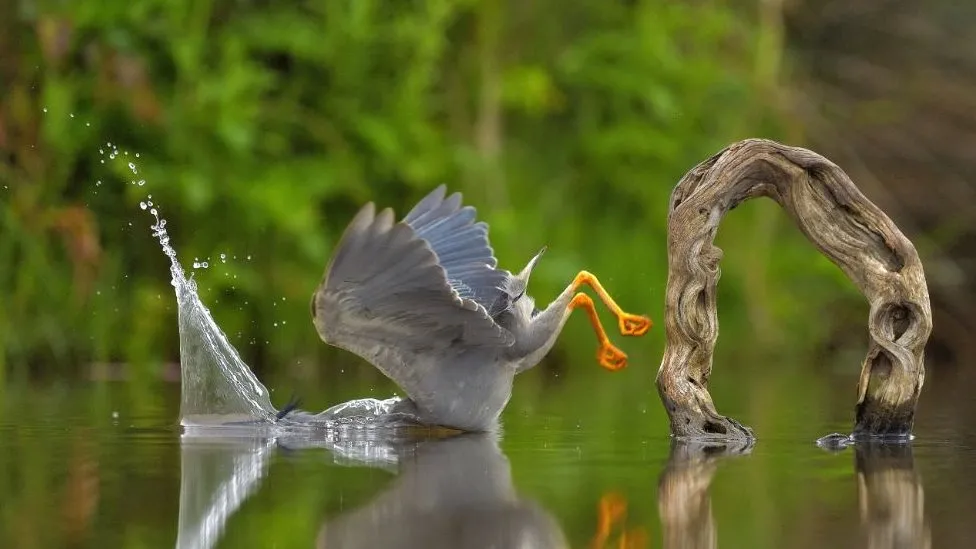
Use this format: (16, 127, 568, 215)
(1, 359, 972, 549)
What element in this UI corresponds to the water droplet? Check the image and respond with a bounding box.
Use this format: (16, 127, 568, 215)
(85, 122, 90, 127)
(135, 153, 140, 158)
(139, 201, 147, 210)
(273, 322, 278, 327)
(137, 180, 145, 186)
(69, 113, 75, 118)
(42, 107, 48, 113)
(246, 255, 252, 261)
(95, 180, 101, 186)
(128, 162, 137, 174)
(220, 253, 227, 262)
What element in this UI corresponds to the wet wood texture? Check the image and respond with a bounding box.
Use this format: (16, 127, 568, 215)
(656, 139, 932, 440)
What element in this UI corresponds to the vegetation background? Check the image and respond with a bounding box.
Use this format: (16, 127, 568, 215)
(2, 0, 975, 547)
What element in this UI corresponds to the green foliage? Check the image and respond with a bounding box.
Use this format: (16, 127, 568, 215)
(1, 0, 862, 377)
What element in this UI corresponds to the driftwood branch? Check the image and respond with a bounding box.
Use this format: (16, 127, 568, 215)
(656, 139, 932, 440)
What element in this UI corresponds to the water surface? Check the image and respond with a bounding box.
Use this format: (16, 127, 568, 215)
(1, 373, 972, 549)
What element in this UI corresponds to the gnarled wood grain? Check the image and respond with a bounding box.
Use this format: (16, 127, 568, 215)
(656, 139, 932, 440)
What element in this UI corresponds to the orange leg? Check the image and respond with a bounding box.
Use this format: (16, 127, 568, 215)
(570, 293, 628, 371)
(572, 271, 652, 336)
(590, 492, 648, 549)
(618, 527, 648, 549)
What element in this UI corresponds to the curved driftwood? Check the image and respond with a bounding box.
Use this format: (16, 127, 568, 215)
(656, 139, 932, 440)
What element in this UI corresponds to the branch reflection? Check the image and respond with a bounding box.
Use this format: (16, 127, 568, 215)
(854, 443, 931, 549)
(657, 439, 753, 549)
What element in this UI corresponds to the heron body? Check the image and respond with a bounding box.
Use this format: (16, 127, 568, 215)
(312, 185, 651, 431)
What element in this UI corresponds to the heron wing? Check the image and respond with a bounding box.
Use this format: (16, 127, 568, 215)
(313, 202, 515, 368)
(402, 185, 512, 317)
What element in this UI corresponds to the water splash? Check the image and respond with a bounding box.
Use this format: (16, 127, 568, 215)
(127, 156, 415, 431)
(148, 206, 277, 426)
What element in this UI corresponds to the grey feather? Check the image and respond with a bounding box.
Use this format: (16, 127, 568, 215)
(315, 201, 514, 353)
(311, 189, 581, 431)
(403, 185, 510, 315)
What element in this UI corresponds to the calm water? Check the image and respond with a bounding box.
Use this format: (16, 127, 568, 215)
(1, 369, 972, 549)
(5, 149, 968, 548)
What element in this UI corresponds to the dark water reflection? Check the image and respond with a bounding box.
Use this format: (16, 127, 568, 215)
(656, 440, 930, 549)
(1, 374, 972, 549)
(171, 429, 937, 549)
(177, 430, 566, 549)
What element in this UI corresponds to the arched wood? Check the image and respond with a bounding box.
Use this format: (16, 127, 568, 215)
(656, 139, 932, 440)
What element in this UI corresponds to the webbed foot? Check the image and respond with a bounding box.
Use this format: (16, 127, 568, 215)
(597, 343, 628, 371)
(618, 313, 652, 336)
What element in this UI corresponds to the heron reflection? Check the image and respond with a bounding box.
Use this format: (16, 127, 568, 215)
(174, 427, 567, 549)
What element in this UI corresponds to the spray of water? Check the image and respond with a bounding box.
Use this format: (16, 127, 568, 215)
(147, 206, 279, 425)
(97, 144, 410, 431)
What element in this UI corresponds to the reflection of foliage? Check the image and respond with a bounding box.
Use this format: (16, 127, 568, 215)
(1, 0, 865, 375)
